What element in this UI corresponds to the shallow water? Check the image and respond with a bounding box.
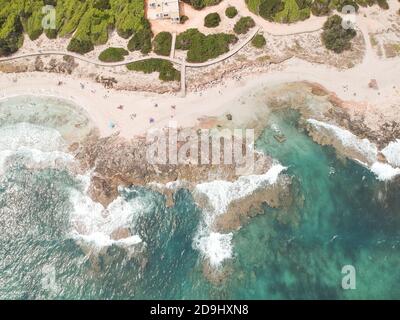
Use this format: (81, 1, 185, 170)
(0, 96, 399, 299)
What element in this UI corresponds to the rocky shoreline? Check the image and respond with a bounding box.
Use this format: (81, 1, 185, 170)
(67, 79, 400, 224)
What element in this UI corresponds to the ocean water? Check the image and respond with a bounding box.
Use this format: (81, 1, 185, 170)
(0, 96, 399, 299)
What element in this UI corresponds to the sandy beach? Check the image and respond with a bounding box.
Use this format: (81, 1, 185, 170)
(0, 1, 399, 139)
(1, 49, 399, 140)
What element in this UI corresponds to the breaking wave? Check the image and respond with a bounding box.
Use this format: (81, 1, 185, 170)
(382, 139, 400, 167)
(307, 119, 400, 181)
(0, 123, 74, 174)
(307, 119, 378, 163)
(68, 175, 148, 252)
(192, 164, 287, 267)
(0, 121, 146, 253)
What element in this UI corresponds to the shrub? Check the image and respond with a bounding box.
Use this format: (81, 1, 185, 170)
(204, 13, 221, 28)
(377, 0, 389, 9)
(126, 59, 180, 81)
(233, 17, 255, 34)
(45, 29, 58, 39)
(93, 0, 111, 10)
(259, 0, 285, 21)
(295, 0, 311, 9)
(176, 28, 238, 63)
(321, 15, 356, 53)
(252, 34, 266, 48)
(20, 1, 45, 41)
(153, 32, 172, 56)
(333, 0, 359, 12)
(311, 0, 331, 16)
(98, 47, 129, 62)
(182, 0, 223, 10)
(273, 0, 311, 23)
(246, 0, 262, 13)
(180, 15, 189, 24)
(225, 6, 238, 18)
(0, 14, 24, 57)
(67, 37, 94, 54)
(128, 28, 153, 54)
(114, 2, 147, 39)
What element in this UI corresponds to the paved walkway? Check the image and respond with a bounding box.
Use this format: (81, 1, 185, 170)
(170, 32, 177, 59)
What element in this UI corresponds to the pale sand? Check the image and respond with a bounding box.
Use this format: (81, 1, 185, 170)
(1, 44, 399, 140)
(0, 1, 399, 139)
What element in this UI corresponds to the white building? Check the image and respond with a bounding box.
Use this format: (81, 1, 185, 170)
(147, 0, 180, 23)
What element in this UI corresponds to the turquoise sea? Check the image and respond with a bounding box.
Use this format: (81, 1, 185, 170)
(0, 96, 399, 299)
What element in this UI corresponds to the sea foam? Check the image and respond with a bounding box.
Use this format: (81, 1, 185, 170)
(69, 176, 149, 251)
(381, 140, 400, 167)
(308, 119, 400, 181)
(0, 123, 73, 174)
(307, 119, 378, 163)
(0, 122, 66, 151)
(370, 162, 400, 181)
(193, 163, 286, 267)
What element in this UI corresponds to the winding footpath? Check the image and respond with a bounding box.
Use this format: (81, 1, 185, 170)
(0, 27, 259, 96)
(1, 1, 399, 100)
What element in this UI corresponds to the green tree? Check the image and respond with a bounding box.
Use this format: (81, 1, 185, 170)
(259, 0, 285, 21)
(0, 14, 24, 57)
(67, 37, 94, 54)
(311, 0, 331, 16)
(128, 28, 153, 54)
(225, 6, 238, 18)
(176, 28, 237, 63)
(321, 15, 356, 53)
(251, 34, 266, 48)
(204, 13, 221, 28)
(153, 32, 172, 56)
(233, 17, 255, 34)
(127, 59, 180, 81)
(93, 0, 111, 10)
(98, 47, 129, 62)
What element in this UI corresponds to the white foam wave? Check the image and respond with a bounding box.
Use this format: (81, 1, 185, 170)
(0, 122, 66, 151)
(75, 232, 142, 248)
(195, 232, 233, 267)
(307, 119, 378, 163)
(307, 119, 400, 181)
(194, 163, 286, 217)
(382, 139, 400, 167)
(193, 163, 286, 267)
(69, 179, 149, 251)
(370, 162, 400, 181)
(0, 148, 73, 173)
(0, 123, 73, 174)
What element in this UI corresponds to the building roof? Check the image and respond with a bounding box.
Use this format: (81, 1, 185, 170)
(147, 0, 180, 22)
